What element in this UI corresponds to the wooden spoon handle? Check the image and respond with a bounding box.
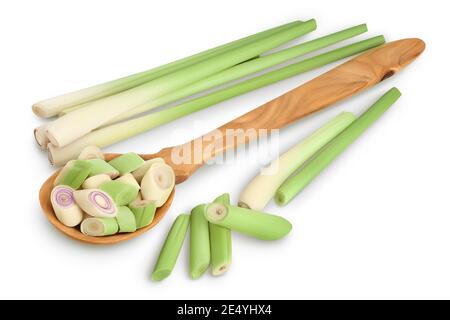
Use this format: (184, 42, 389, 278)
(153, 38, 425, 183)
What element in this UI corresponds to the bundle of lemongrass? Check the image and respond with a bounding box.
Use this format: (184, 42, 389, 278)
(32, 19, 385, 166)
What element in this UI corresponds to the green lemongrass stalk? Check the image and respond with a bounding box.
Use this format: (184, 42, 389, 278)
(108, 152, 145, 175)
(205, 203, 292, 241)
(45, 21, 317, 148)
(110, 24, 368, 124)
(116, 206, 137, 233)
(238, 112, 356, 210)
(48, 36, 385, 166)
(276, 88, 402, 206)
(33, 21, 303, 118)
(189, 204, 211, 279)
(209, 193, 232, 276)
(151, 214, 190, 282)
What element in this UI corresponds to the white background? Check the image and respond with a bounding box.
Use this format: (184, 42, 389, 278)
(1, 0, 449, 300)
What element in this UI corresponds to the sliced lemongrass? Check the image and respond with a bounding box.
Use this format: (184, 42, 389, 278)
(116, 173, 141, 190)
(205, 203, 291, 241)
(33, 21, 303, 118)
(113, 24, 367, 123)
(53, 160, 92, 189)
(115, 206, 137, 233)
(47, 35, 385, 165)
(85, 159, 119, 178)
(81, 174, 111, 189)
(45, 21, 316, 148)
(131, 158, 165, 183)
(108, 153, 145, 175)
(141, 162, 175, 207)
(209, 193, 232, 276)
(238, 112, 356, 210)
(34, 125, 49, 150)
(50, 185, 84, 227)
(77, 145, 104, 160)
(73, 189, 118, 218)
(129, 199, 156, 229)
(189, 204, 210, 279)
(151, 214, 190, 281)
(80, 217, 119, 236)
(276, 88, 402, 206)
(99, 181, 139, 206)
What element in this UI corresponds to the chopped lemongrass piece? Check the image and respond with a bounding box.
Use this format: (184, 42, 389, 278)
(85, 159, 119, 178)
(99, 181, 139, 206)
(54, 160, 92, 189)
(113, 24, 368, 123)
(189, 204, 210, 279)
(77, 145, 104, 160)
(209, 193, 232, 276)
(205, 203, 292, 241)
(47, 35, 385, 165)
(238, 112, 356, 210)
(81, 217, 119, 237)
(51, 185, 84, 227)
(132, 158, 165, 183)
(73, 189, 118, 218)
(140, 162, 175, 207)
(276, 88, 402, 206)
(108, 153, 145, 175)
(116, 173, 141, 190)
(32, 21, 304, 118)
(45, 21, 317, 148)
(129, 199, 156, 229)
(82, 174, 111, 189)
(151, 214, 190, 282)
(115, 206, 137, 233)
(34, 125, 49, 150)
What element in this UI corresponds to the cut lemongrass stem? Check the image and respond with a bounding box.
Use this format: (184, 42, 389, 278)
(111, 24, 368, 124)
(129, 199, 156, 229)
(115, 173, 141, 190)
(33, 20, 304, 118)
(116, 206, 137, 233)
(80, 217, 119, 237)
(82, 174, 111, 189)
(108, 152, 145, 175)
(99, 181, 139, 206)
(209, 193, 232, 276)
(48, 35, 385, 165)
(238, 112, 356, 210)
(77, 145, 104, 160)
(276, 87, 402, 206)
(85, 159, 119, 178)
(205, 203, 292, 241)
(53, 160, 92, 189)
(34, 125, 49, 150)
(51, 186, 84, 227)
(189, 204, 210, 280)
(151, 214, 190, 282)
(140, 162, 175, 207)
(132, 158, 165, 183)
(73, 189, 118, 218)
(45, 21, 316, 147)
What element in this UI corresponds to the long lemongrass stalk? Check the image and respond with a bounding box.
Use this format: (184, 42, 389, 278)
(45, 20, 317, 148)
(48, 35, 385, 165)
(109, 24, 368, 125)
(32, 20, 304, 118)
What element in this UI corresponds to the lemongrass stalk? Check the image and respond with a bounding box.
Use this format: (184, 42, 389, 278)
(111, 24, 368, 124)
(33, 21, 303, 118)
(115, 173, 141, 190)
(132, 158, 165, 183)
(54, 160, 92, 189)
(129, 199, 156, 229)
(51, 185, 84, 227)
(48, 35, 385, 166)
(78, 145, 104, 160)
(276, 88, 402, 206)
(82, 174, 111, 189)
(81, 217, 119, 236)
(108, 153, 145, 175)
(74, 189, 118, 218)
(140, 162, 175, 207)
(151, 214, 190, 282)
(238, 112, 356, 210)
(45, 21, 316, 148)
(99, 181, 139, 206)
(34, 125, 50, 150)
(116, 206, 137, 233)
(189, 204, 210, 279)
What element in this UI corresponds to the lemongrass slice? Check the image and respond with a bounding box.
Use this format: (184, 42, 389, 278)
(115, 173, 140, 190)
(54, 160, 92, 189)
(99, 181, 139, 206)
(108, 153, 145, 175)
(34, 125, 49, 150)
(73, 189, 118, 218)
(50, 185, 84, 227)
(85, 159, 119, 178)
(205, 203, 291, 241)
(151, 214, 190, 282)
(209, 193, 232, 276)
(81, 174, 111, 189)
(129, 199, 156, 229)
(78, 145, 104, 160)
(189, 204, 210, 279)
(141, 163, 175, 207)
(238, 112, 356, 210)
(115, 206, 137, 233)
(80, 217, 118, 236)
(131, 158, 165, 183)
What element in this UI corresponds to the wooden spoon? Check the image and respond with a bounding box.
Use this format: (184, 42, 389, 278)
(39, 38, 425, 245)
